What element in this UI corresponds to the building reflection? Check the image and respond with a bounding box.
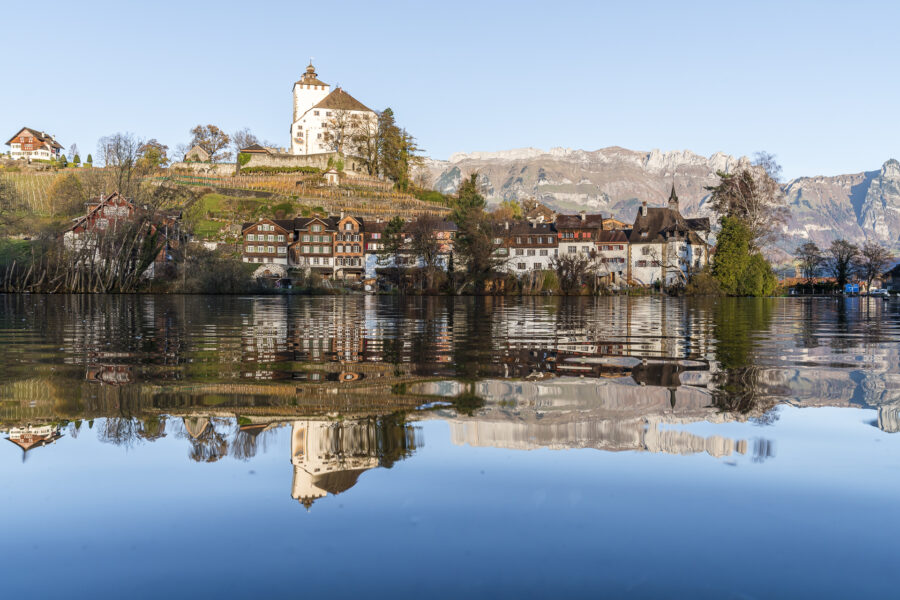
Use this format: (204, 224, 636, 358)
(5, 424, 63, 459)
(290, 417, 420, 509)
(416, 378, 756, 458)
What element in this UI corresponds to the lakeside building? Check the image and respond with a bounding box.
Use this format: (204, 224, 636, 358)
(63, 192, 182, 278)
(241, 196, 708, 287)
(556, 213, 605, 258)
(626, 186, 710, 286)
(290, 64, 377, 156)
(494, 220, 558, 273)
(5, 127, 63, 161)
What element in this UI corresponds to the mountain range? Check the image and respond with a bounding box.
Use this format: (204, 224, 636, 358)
(419, 147, 900, 254)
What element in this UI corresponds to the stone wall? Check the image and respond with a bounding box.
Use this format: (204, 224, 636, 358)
(170, 162, 237, 176)
(242, 151, 366, 173)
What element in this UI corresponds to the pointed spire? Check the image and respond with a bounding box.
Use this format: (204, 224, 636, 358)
(668, 181, 679, 211)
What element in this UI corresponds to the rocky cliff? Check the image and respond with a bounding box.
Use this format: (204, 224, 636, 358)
(421, 147, 900, 251)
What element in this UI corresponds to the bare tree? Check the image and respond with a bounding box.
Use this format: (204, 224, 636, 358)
(323, 110, 363, 155)
(98, 132, 145, 196)
(752, 151, 783, 182)
(551, 253, 597, 295)
(408, 214, 444, 290)
(825, 239, 860, 289)
(231, 127, 260, 156)
(857, 241, 892, 292)
(351, 114, 381, 175)
(794, 241, 824, 283)
(642, 244, 693, 288)
(705, 162, 788, 250)
(189, 124, 231, 163)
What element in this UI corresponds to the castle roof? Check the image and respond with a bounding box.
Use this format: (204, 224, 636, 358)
(313, 87, 372, 113)
(295, 63, 329, 88)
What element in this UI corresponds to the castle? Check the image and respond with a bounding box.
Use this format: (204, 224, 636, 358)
(290, 63, 377, 156)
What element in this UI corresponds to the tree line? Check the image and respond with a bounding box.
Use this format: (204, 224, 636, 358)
(794, 238, 892, 291)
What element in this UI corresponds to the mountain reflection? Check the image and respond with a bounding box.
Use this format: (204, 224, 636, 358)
(2, 294, 900, 503)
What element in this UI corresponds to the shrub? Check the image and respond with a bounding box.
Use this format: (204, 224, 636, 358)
(181, 247, 257, 293)
(239, 165, 320, 174)
(237, 152, 251, 167)
(686, 267, 722, 296)
(413, 188, 451, 205)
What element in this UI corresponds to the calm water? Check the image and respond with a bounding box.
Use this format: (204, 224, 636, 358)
(1, 294, 899, 598)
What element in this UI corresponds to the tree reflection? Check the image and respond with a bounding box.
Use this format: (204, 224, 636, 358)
(182, 417, 228, 463)
(711, 298, 778, 419)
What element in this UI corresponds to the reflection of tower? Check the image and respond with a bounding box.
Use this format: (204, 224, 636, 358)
(290, 420, 380, 509)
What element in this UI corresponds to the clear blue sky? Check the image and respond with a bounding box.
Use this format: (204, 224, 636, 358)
(3, 0, 897, 179)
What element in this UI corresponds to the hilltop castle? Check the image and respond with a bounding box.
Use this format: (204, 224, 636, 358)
(290, 63, 376, 156)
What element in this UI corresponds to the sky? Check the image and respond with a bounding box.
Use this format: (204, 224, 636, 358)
(2, 0, 898, 179)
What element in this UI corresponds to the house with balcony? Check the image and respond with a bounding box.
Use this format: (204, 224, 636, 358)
(5, 127, 63, 161)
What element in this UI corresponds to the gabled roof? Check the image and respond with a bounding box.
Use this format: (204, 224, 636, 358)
(239, 144, 272, 154)
(495, 220, 556, 236)
(67, 192, 134, 233)
(5, 127, 63, 149)
(241, 218, 295, 233)
(312, 88, 372, 113)
(628, 206, 706, 245)
(294, 216, 339, 230)
(556, 213, 605, 229)
(685, 217, 711, 232)
(597, 230, 628, 243)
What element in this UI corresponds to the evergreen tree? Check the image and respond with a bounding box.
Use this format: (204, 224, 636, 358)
(451, 174, 499, 293)
(86, 154, 93, 165)
(712, 217, 776, 296)
(73, 154, 81, 166)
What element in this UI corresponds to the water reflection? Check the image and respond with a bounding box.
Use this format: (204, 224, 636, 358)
(2, 294, 900, 492)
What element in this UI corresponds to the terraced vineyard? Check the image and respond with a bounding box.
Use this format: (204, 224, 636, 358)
(0, 172, 58, 214)
(160, 172, 450, 219)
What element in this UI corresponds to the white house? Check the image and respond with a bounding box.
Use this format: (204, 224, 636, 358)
(290, 63, 377, 156)
(595, 230, 629, 286)
(627, 186, 710, 287)
(5, 127, 63, 161)
(495, 221, 558, 274)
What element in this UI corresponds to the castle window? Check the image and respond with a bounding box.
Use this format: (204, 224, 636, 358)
(314, 110, 320, 116)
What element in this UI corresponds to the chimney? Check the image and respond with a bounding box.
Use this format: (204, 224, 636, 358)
(580, 211, 586, 222)
(340, 209, 345, 219)
(641, 201, 647, 217)
(504, 221, 509, 230)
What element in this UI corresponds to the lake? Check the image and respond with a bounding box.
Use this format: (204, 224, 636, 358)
(1, 294, 899, 598)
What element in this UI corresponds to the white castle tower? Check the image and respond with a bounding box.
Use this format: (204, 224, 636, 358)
(290, 62, 376, 156)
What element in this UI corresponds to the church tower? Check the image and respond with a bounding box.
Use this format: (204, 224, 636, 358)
(668, 182, 679, 211)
